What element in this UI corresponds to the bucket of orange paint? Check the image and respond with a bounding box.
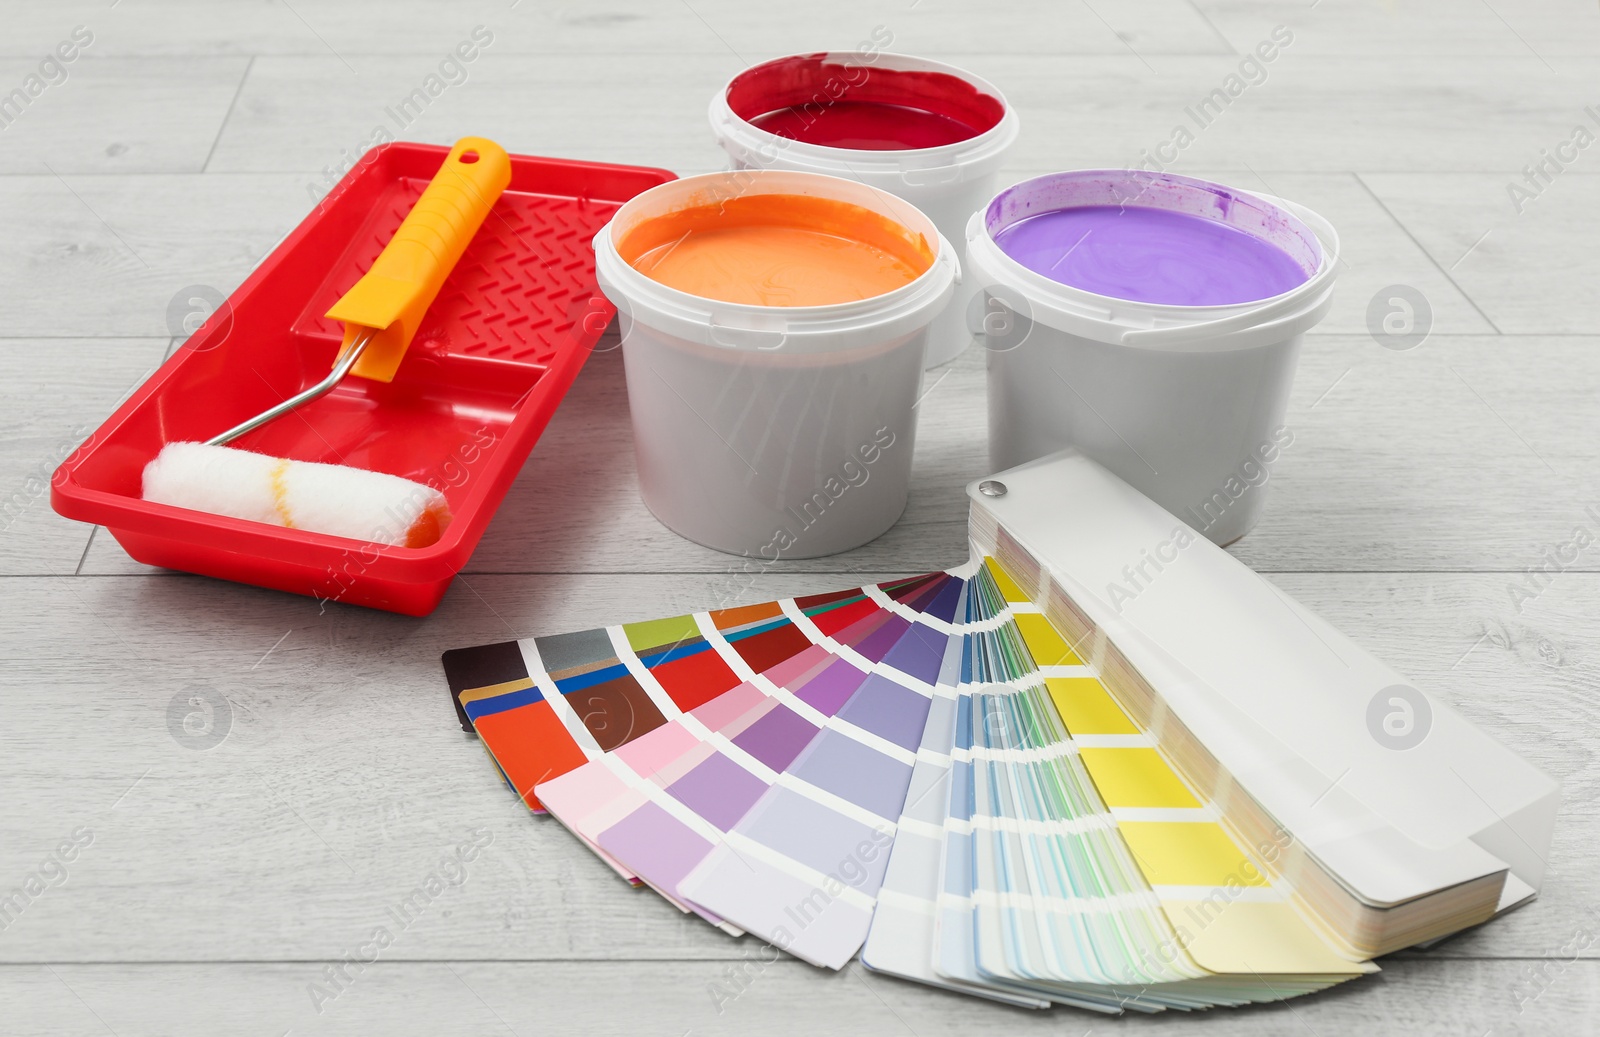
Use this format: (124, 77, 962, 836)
(594, 169, 958, 558)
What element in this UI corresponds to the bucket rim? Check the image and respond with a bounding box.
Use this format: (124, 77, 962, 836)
(709, 51, 1021, 178)
(595, 169, 960, 353)
(965, 170, 1341, 352)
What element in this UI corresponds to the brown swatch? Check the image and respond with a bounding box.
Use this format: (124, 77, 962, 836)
(566, 673, 667, 752)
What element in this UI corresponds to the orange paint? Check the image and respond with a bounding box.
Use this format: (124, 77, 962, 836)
(618, 193, 934, 306)
(402, 498, 452, 548)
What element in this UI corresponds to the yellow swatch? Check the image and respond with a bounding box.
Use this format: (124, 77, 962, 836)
(1046, 677, 1137, 735)
(1080, 748, 1201, 808)
(984, 557, 1029, 603)
(457, 677, 535, 705)
(1164, 899, 1372, 975)
(1001, 554, 1367, 978)
(1015, 612, 1081, 666)
(1118, 821, 1269, 888)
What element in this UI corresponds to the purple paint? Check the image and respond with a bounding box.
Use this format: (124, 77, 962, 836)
(666, 752, 770, 831)
(731, 702, 818, 770)
(788, 729, 915, 821)
(993, 204, 1309, 306)
(835, 674, 933, 751)
(794, 658, 869, 716)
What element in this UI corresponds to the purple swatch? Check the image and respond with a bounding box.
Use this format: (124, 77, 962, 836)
(879, 623, 947, 685)
(794, 659, 869, 717)
(788, 729, 915, 821)
(835, 674, 933, 751)
(666, 752, 769, 831)
(732, 703, 818, 771)
(738, 786, 891, 890)
(853, 614, 911, 663)
(923, 576, 963, 622)
(596, 802, 717, 916)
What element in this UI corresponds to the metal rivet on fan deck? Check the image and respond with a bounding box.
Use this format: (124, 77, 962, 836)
(978, 480, 1007, 498)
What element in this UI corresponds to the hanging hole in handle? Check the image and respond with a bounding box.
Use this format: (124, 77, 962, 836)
(901, 165, 963, 188)
(459, 150, 479, 164)
(708, 317, 788, 351)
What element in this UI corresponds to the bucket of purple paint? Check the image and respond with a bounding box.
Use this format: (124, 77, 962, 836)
(967, 170, 1339, 544)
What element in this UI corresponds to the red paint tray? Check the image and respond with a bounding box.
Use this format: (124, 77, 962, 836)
(52, 143, 675, 616)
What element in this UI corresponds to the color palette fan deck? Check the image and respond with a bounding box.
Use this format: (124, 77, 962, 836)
(441, 456, 1556, 1013)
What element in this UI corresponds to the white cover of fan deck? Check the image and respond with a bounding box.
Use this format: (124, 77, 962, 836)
(968, 452, 1559, 911)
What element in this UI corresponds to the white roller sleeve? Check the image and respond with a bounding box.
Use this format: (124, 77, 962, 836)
(142, 442, 452, 547)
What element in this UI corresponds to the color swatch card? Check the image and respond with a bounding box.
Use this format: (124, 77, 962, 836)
(912, 560, 1371, 1010)
(443, 573, 950, 808)
(966, 452, 1557, 959)
(670, 585, 959, 967)
(923, 562, 1212, 1010)
(440, 571, 964, 942)
(442, 453, 1555, 1015)
(443, 564, 1365, 1007)
(444, 560, 1368, 1006)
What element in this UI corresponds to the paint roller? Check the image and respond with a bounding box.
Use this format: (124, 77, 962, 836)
(142, 138, 512, 549)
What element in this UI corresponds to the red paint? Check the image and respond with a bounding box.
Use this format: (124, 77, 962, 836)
(750, 102, 979, 149)
(726, 53, 1005, 151)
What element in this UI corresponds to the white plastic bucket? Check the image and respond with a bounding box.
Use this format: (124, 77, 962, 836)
(967, 170, 1340, 545)
(710, 51, 1018, 370)
(595, 169, 958, 558)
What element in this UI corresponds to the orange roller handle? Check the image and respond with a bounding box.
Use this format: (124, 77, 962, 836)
(325, 137, 512, 383)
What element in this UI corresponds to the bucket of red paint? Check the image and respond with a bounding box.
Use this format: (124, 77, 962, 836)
(710, 51, 1018, 370)
(967, 170, 1339, 545)
(594, 170, 957, 559)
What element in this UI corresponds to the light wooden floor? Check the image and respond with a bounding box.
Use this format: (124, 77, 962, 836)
(4, 1, 1599, 1033)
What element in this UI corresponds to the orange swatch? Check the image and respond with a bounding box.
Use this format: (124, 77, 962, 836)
(618, 193, 933, 306)
(472, 700, 589, 811)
